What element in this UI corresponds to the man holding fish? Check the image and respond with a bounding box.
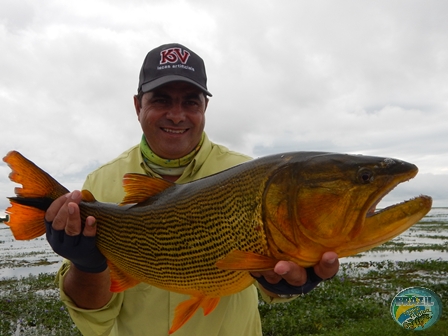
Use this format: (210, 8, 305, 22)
(45, 43, 340, 335)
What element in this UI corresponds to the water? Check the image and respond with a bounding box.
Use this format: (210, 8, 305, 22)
(0, 226, 62, 278)
(0, 208, 447, 278)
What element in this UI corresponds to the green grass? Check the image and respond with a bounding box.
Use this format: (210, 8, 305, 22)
(0, 273, 81, 335)
(260, 259, 448, 336)
(0, 259, 446, 335)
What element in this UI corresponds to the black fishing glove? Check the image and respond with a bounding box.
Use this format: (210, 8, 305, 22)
(253, 267, 323, 296)
(45, 219, 107, 273)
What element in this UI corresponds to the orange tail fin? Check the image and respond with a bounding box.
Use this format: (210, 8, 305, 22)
(3, 151, 69, 240)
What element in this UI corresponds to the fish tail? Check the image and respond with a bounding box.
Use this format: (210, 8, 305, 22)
(3, 151, 69, 240)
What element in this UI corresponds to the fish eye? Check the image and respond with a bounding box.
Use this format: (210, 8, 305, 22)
(358, 168, 374, 184)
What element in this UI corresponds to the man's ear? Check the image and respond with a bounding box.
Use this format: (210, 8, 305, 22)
(133, 95, 141, 119)
(204, 96, 209, 113)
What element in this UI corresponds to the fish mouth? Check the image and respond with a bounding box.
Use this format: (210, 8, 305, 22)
(334, 160, 433, 258)
(349, 194, 433, 254)
(358, 161, 431, 239)
(353, 165, 432, 254)
(365, 185, 397, 218)
(337, 176, 432, 258)
(367, 194, 432, 218)
(364, 163, 419, 218)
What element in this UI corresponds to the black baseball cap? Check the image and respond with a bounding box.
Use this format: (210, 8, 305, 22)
(138, 43, 212, 96)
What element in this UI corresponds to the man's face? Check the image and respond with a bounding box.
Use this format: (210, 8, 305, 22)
(134, 81, 208, 159)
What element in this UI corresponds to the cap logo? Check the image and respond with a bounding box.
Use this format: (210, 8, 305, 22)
(160, 48, 190, 65)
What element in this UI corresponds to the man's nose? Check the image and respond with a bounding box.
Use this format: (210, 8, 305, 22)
(166, 102, 186, 124)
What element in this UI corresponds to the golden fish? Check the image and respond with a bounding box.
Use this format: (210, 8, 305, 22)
(3, 150, 432, 334)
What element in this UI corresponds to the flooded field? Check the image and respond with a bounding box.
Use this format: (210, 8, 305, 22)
(0, 208, 447, 278)
(0, 208, 447, 335)
(0, 232, 61, 278)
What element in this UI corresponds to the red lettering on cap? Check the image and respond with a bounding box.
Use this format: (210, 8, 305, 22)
(160, 48, 190, 65)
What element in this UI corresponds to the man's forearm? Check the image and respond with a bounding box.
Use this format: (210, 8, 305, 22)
(63, 263, 113, 309)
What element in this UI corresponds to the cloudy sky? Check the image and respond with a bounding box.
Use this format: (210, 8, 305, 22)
(1, 0, 447, 214)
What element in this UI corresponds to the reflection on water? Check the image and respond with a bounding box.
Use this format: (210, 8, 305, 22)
(0, 226, 62, 278)
(0, 264, 61, 278)
(343, 250, 448, 263)
(1, 208, 447, 278)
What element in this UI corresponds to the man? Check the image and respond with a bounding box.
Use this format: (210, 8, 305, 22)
(45, 43, 339, 335)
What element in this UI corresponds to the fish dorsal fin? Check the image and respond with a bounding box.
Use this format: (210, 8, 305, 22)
(81, 189, 96, 202)
(108, 260, 140, 292)
(215, 250, 279, 271)
(120, 173, 174, 205)
(169, 296, 220, 334)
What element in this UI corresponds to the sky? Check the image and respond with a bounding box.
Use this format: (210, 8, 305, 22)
(0, 0, 447, 214)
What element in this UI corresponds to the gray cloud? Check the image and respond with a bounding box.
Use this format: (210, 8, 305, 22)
(1, 1, 447, 211)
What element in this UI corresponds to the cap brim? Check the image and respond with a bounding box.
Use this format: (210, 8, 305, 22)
(140, 75, 212, 96)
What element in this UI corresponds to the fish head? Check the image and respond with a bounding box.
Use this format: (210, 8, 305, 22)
(263, 152, 432, 264)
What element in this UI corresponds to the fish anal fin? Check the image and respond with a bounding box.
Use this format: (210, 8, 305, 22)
(201, 297, 220, 316)
(215, 250, 278, 271)
(169, 296, 205, 335)
(5, 202, 46, 240)
(120, 173, 174, 205)
(107, 261, 140, 292)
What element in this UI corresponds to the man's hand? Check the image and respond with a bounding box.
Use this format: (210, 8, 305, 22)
(251, 252, 339, 297)
(45, 190, 107, 273)
(45, 191, 112, 309)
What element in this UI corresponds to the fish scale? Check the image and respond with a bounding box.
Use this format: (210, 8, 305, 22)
(80, 160, 271, 296)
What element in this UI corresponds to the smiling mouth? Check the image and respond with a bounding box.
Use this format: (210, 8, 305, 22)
(162, 128, 187, 134)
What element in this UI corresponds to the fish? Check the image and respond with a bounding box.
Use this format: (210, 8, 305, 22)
(403, 312, 432, 330)
(3, 150, 432, 334)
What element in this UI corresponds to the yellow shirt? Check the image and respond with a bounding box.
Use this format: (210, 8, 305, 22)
(56, 134, 263, 336)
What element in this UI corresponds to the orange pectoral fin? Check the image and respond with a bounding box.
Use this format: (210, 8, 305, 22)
(215, 250, 278, 271)
(107, 261, 140, 292)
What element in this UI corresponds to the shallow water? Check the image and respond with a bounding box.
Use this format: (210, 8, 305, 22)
(0, 208, 447, 278)
(344, 249, 448, 263)
(0, 226, 62, 278)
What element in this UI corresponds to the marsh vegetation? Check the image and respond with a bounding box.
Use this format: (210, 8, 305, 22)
(0, 209, 447, 335)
